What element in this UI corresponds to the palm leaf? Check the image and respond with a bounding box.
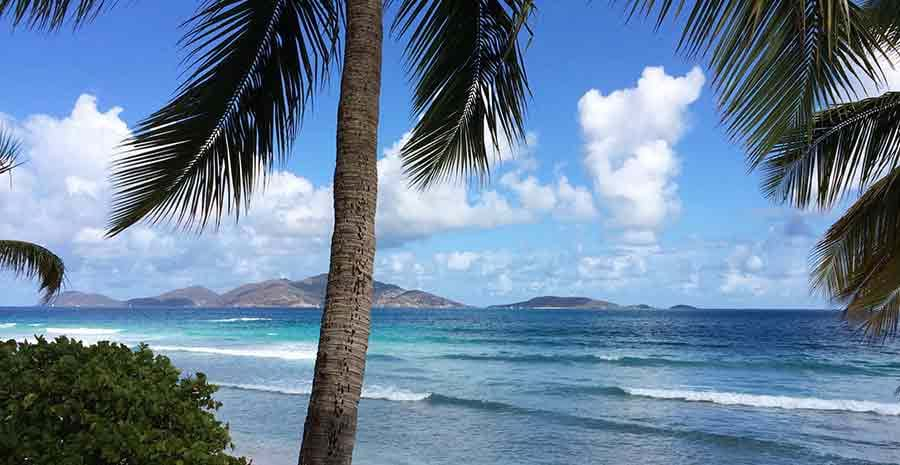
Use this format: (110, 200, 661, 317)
(0, 0, 114, 30)
(0, 127, 24, 176)
(762, 92, 900, 208)
(865, 0, 900, 32)
(0, 240, 65, 304)
(621, 0, 890, 165)
(812, 168, 900, 340)
(108, 0, 340, 236)
(393, 0, 533, 187)
(864, 1, 900, 57)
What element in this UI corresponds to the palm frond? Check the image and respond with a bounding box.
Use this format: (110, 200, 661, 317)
(864, 0, 900, 55)
(762, 92, 900, 209)
(621, 0, 890, 165)
(0, 240, 65, 304)
(843, 259, 900, 341)
(864, 0, 900, 32)
(393, 0, 533, 188)
(0, 127, 24, 176)
(811, 168, 900, 340)
(0, 0, 114, 30)
(108, 0, 340, 236)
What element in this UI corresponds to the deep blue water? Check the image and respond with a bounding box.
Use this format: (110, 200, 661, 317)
(1, 307, 899, 465)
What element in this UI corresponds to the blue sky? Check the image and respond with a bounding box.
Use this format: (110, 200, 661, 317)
(0, 1, 868, 307)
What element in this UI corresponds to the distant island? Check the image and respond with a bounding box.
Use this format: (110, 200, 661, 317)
(51, 274, 468, 309)
(51, 282, 700, 311)
(669, 304, 700, 310)
(488, 296, 657, 310)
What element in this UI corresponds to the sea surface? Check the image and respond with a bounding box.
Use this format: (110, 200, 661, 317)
(1, 307, 899, 465)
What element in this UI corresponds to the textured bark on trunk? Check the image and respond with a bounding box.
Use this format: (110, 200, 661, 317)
(298, 0, 382, 464)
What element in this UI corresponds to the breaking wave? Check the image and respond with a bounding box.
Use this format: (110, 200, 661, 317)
(623, 388, 900, 416)
(153, 344, 317, 361)
(216, 382, 430, 402)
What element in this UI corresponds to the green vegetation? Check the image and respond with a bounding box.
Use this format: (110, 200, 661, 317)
(0, 337, 247, 465)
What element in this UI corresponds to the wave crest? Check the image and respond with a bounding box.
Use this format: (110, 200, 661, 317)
(153, 344, 317, 361)
(625, 388, 900, 416)
(207, 317, 273, 323)
(216, 382, 430, 401)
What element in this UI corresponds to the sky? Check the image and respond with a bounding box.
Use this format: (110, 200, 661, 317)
(0, 2, 893, 308)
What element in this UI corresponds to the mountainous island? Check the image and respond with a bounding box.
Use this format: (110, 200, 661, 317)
(51, 279, 696, 310)
(488, 296, 657, 310)
(51, 274, 468, 309)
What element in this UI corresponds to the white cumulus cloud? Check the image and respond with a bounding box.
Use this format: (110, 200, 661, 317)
(434, 251, 481, 271)
(2, 95, 593, 303)
(0, 96, 337, 302)
(374, 131, 595, 245)
(578, 66, 704, 243)
(499, 171, 597, 220)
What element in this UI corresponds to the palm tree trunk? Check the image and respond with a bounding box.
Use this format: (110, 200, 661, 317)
(298, 0, 382, 464)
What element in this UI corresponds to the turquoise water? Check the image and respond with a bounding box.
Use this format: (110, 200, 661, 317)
(1, 307, 899, 464)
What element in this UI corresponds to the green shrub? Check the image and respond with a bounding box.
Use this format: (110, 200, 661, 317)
(0, 337, 248, 465)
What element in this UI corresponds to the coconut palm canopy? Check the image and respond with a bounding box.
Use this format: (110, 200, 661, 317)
(98, 0, 531, 235)
(1, 0, 532, 228)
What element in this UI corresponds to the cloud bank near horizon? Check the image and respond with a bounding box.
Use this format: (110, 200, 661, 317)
(0, 67, 827, 307)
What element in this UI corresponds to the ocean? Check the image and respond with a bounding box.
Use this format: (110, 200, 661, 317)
(1, 307, 898, 465)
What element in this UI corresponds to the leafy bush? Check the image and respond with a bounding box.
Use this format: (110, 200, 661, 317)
(0, 337, 248, 465)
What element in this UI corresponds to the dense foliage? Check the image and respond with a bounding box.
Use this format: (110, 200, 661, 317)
(0, 337, 248, 465)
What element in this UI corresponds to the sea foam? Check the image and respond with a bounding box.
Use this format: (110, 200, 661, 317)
(216, 382, 430, 402)
(625, 388, 900, 416)
(154, 344, 317, 361)
(363, 385, 432, 401)
(207, 317, 273, 323)
(0, 323, 16, 329)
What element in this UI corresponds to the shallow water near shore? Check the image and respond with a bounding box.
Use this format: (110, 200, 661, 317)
(2, 307, 899, 464)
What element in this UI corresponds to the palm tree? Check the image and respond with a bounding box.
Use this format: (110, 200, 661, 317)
(624, 0, 900, 339)
(0, 129, 66, 303)
(1, 1, 533, 463)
